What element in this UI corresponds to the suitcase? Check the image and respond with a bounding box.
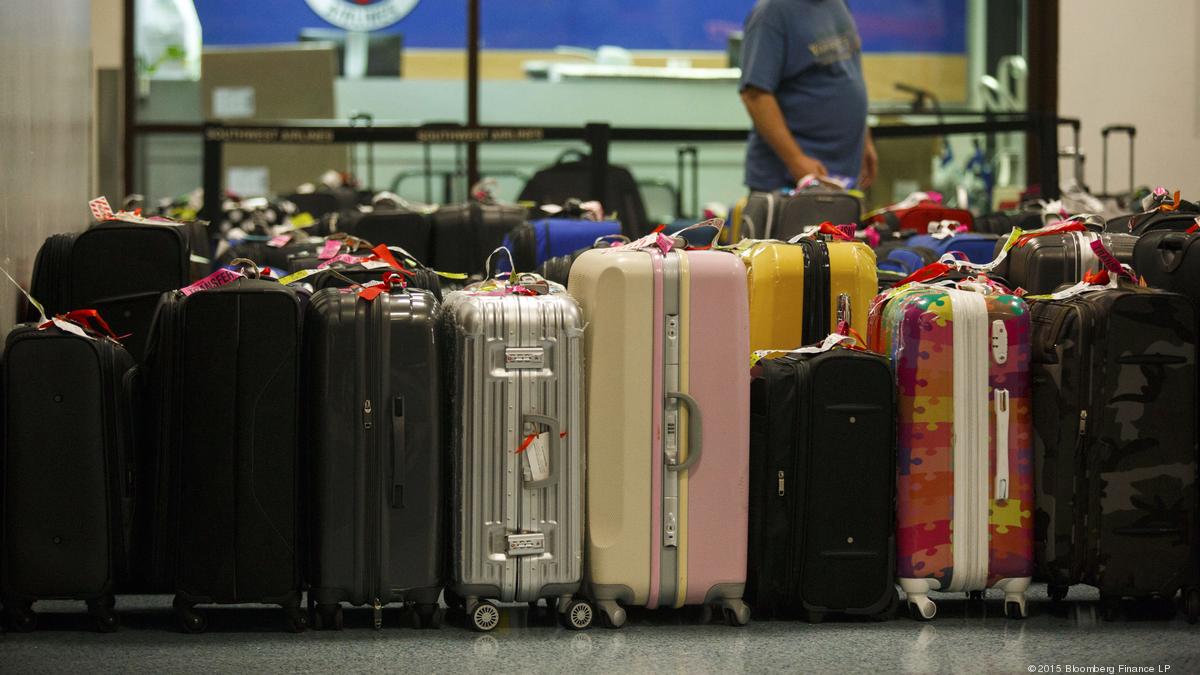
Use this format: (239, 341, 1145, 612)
(27, 232, 77, 320)
(518, 150, 650, 237)
(431, 203, 527, 276)
(974, 212, 1044, 236)
(569, 242, 752, 628)
(304, 286, 444, 631)
(876, 247, 936, 276)
(735, 237, 876, 352)
(346, 210, 434, 264)
(773, 182, 862, 241)
(869, 280, 1034, 620)
(1134, 230, 1200, 299)
(1107, 192, 1199, 235)
(1028, 284, 1200, 621)
(869, 200, 973, 235)
(502, 218, 622, 273)
(535, 235, 629, 287)
(746, 342, 898, 621)
(906, 232, 1001, 265)
(141, 275, 306, 632)
(730, 191, 784, 243)
(1, 320, 136, 632)
(997, 228, 1137, 295)
(439, 271, 591, 632)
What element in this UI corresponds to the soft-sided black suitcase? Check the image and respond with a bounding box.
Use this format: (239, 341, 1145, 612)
(27, 232, 77, 320)
(1029, 285, 1200, 621)
(2, 322, 136, 632)
(141, 277, 306, 632)
(517, 151, 650, 237)
(430, 203, 525, 275)
(310, 260, 443, 302)
(996, 230, 1137, 295)
(304, 287, 444, 630)
(69, 221, 192, 361)
(746, 345, 897, 621)
(1107, 202, 1200, 236)
(346, 210, 433, 264)
(1133, 231, 1200, 300)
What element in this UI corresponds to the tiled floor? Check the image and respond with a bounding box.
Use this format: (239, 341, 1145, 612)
(2, 586, 1198, 673)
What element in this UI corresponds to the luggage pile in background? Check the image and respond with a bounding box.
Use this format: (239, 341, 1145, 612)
(4, 177, 1200, 640)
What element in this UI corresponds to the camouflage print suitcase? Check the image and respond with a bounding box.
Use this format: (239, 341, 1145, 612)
(1029, 283, 1200, 622)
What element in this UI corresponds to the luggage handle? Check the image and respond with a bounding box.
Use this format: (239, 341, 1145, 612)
(391, 397, 406, 507)
(665, 392, 702, 472)
(1157, 232, 1197, 273)
(522, 414, 561, 489)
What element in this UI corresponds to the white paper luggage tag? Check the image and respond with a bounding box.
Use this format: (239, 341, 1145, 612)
(524, 432, 551, 483)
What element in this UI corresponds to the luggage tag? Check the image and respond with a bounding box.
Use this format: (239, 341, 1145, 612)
(864, 191, 943, 220)
(179, 267, 244, 296)
(0, 264, 48, 326)
(318, 239, 342, 260)
(267, 234, 293, 248)
(928, 220, 968, 239)
(750, 333, 859, 366)
(522, 432, 551, 483)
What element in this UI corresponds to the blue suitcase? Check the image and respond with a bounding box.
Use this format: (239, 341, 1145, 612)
(907, 232, 1001, 265)
(502, 218, 622, 272)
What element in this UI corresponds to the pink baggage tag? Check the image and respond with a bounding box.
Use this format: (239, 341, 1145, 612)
(317, 253, 363, 269)
(318, 239, 341, 260)
(180, 268, 243, 296)
(267, 234, 293, 248)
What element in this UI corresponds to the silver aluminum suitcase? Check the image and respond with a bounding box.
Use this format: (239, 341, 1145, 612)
(439, 270, 591, 632)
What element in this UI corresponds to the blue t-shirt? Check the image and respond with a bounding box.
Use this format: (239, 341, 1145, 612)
(740, 0, 869, 191)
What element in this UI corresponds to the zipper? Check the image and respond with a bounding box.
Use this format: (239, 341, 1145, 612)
(362, 296, 381, 619)
(947, 288, 990, 592)
(1071, 297, 1101, 582)
(789, 357, 813, 603)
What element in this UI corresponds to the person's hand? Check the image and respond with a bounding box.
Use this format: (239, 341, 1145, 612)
(859, 137, 879, 189)
(788, 154, 828, 182)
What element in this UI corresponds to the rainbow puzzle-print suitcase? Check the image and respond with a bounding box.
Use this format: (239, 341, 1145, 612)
(869, 281, 1034, 620)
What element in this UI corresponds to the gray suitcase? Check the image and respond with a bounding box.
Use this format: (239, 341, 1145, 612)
(992, 230, 1137, 295)
(438, 272, 591, 632)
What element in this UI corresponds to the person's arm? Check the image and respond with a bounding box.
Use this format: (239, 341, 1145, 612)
(859, 126, 878, 189)
(740, 85, 828, 181)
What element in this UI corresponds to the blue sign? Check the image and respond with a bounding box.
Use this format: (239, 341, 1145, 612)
(194, 0, 966, 53)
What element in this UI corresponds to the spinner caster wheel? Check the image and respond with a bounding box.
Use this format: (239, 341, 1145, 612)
(284, 606, 308, 633)
(804, 610, 825, 624)
(908, 596, 936, 621)
(595, 600, 626, 629)
(1048, 584, 1069, 603)
(313, 604, 343, 631)
(1005, 599, 1028, 620)
(175, 603, 207, 634)
(561, 600, 593, 630)
(470, 600, 500, 632)
(1183, 588, 1200, 625)
(7, 604, 36, 633)
(967, 590, 985, 601)
(88, 598, 119, 633)
(721, 599, 751, 627)
(416, 603, 440, 630)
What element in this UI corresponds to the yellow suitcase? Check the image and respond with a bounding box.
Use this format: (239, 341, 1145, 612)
(736, 238, 877, 353)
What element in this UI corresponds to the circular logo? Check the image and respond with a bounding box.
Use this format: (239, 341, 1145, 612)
(304, 0, 420, 32)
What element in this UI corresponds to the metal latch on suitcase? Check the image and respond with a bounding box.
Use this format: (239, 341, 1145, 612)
(506, 532, 546, 557)
(505, 347, 545, 369)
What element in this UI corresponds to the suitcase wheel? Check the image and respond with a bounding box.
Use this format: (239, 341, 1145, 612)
(560, 599, 593, 630)
(469, 600, 500, 632)
(966, 591, 985, 602)
(175, 605, 207, 634)
(1183, 588, 1200, 624)
(720, 598, 751, 627)
(907, 595, 937, 621)
(804, 610, 825, 624)
(313, 604, 343, 631)
(87, 597, 119, 633)
(1048, 584, 1069, 603)
(595, 600, 626, 629)
(415, 603, 441, 630)
(1004, 597, 1028, 620)
(284, 606, 308, 633)
(6, 603, 36, 633)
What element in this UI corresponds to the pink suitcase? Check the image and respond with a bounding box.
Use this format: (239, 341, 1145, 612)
(569, 230, 751, 628)
(869, 279, 1034, 621)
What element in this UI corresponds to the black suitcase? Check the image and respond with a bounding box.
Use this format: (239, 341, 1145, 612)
(1029, 285, 1200, 621)
(27, 232, 77, 320)
(141, 277, 306, 632)
(996, 231, 1137, 295)
(345, 210, 433, 264)
(67, 221, 193, 361)
(518, 151, 650, 237)
(304, 287, 444, 630)
(974, 211, 1045, 235)
(1107, 202, 1200, 235)
(746, 346, 897, 621)
(773, 184, 862, 241)
(1134, 231, 1200, 299)
(1, 322, 136, 632)
(430, 203, 525, 276)
(310, 260, 443, 302)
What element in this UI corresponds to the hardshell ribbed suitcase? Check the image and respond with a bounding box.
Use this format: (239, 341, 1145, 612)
(774, 188, 862, 241)
(869, 281, 1034, 620)
(569, 246, 751, 628)
(141, 278, 306, 631)
(1028, 285, 1200, 619)
(1, 323, 136, 631)
(69, 221, 193, 361)
(747, 345, 897, 621)
(438, 276, 590, 631)
(996, 230, 1137, 295)
(735, 238, 876, 353)
(305, 287, 444, 630)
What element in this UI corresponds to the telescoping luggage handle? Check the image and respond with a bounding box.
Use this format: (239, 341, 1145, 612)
(664, 392, 703, 472)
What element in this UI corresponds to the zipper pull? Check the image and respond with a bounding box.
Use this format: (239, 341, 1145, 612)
(363, 399, 374, 430)
(777, 470, 786, 496)
(372, 598, 382, 630)
(1078, 410, 1088, 436)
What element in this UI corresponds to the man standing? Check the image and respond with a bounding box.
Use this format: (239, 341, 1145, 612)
(739, 0, 877, 191)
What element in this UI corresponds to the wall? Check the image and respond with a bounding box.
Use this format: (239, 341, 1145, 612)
(1058, 0, 1200, 196)
(0, 0, 93, 335)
